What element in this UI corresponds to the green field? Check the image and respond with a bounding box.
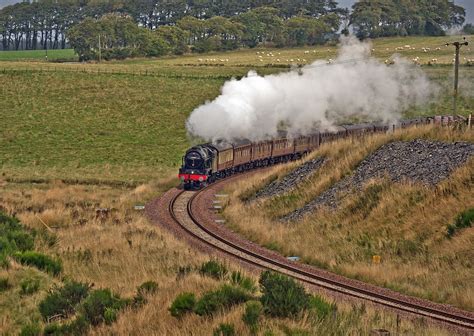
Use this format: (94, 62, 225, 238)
(1, 36, 473, 183)
(0, 49, 77, 61)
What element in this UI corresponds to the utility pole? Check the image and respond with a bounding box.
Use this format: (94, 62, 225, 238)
(98, 34, 102, 63)
(446, 38, 468, 115)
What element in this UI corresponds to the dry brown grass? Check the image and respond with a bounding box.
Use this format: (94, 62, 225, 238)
(0, 176, 453, 335)
(223, 125, 474, 311)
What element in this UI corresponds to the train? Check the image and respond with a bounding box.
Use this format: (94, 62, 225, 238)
(178, 115, 464, 189)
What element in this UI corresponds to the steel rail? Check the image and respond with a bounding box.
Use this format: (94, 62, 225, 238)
(168, 187, 474, 331)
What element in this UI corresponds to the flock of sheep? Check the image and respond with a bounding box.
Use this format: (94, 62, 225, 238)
(382, 44, 473, 66)
(194, 43, 473, 66)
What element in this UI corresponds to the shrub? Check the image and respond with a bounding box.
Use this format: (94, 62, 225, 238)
(213, 323, 235, 336)
(13, 251, 62, 276)
(194, 285, 250, 316)
(0, 213, 35, 254)
(20, 277, 40, 295)
(81, 289, 127, 326)
(447, 208, 474, 238)
(169, 292, 196, 318)
(19, 323, 42, 336)
(230, 271, 256, 293)
(137, 281, 159, 296)
(199, 260, 228, 280)
(0, 277, 10, 291)
(39, 281, 90, 320)
(308, 295, 335, 319)
(104, 308, 118, 325)
(9, 231, 35, 252)
(242, 300, 263, 334)
(259, 271, 309, 318)
(45, 315, 89, 335)
(66, 315, 89, 335)
(43, 323, 66, 335)
(455, 208, 474, 229)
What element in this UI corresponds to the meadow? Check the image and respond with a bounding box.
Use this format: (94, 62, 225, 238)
(0, 35, 473, 335)
(1, 35, 473, 183)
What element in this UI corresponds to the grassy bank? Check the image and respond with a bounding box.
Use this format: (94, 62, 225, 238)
(0, 182, 450, 335)
(222, 125, 474, 311)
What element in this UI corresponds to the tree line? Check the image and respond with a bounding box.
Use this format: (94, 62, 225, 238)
(0, 0, 343, 52)
(0, 0, 467, 60)
(68, 8, 342, 61)
(350, 0, 466, 38)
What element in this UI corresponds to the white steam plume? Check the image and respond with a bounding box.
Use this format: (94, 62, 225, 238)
(186, 37, 436, 142)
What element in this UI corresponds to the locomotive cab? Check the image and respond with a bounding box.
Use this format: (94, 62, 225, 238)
(179, 145, 216, 189)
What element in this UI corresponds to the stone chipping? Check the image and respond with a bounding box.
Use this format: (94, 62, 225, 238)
(283, 139, 474, 222)
(253, 157, 325, 201)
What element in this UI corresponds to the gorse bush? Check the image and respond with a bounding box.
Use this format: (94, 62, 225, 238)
(199, 260, 228, 280)
(13, 251, 62, 276)
(81, 289, 128, 326)
(259, 271, 309, 318)
(39, 280, 91, 320)
(169, 292, 196, 318)
(242, 300, 263, 334)
(194, 285, 251, 316)
(213, 323, 236, 336)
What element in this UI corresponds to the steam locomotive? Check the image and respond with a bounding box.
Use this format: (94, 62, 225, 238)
(178, 116, 461, 190)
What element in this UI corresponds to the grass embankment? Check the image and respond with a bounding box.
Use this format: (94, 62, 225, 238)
(1, 184, 450, 335)
(223, 125, 474, 311)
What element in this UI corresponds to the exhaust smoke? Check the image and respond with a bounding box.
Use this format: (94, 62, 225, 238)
(186, 37, 437, 142)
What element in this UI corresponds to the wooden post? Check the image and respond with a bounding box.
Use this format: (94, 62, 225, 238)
(468, 114, 472, 130)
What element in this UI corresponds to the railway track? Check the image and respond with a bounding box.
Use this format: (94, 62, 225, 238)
(146, 173, 474, 334)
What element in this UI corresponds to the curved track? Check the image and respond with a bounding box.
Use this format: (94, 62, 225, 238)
(146, 174, 474, 334)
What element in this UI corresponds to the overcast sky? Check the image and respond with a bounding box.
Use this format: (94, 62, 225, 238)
(0, 0, 473, 23)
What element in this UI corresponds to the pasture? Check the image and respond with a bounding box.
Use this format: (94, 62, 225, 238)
(0, 49, 76, 61)
(1, 35, 473, 183)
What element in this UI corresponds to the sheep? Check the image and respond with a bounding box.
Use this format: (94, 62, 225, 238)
(435, 47, 441, 51)
(290, 59, 294, 62)
(198, 58, 203, 62)
(371, 48, 375, 52)
(327, 58, 333, 64)
(404, 45, 411, 48)
(276, 59, 281, 62)
(304, 50, 310, 54)
(302, 59, 306, 62)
